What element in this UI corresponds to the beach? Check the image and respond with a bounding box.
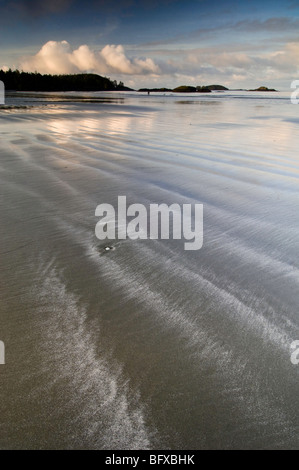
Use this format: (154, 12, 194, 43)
(0, 90, 298, 449)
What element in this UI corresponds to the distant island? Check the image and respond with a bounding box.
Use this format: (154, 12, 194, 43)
(139, 87, 173, 93)
(139, 84, 279, 93)
(139, 84, 229, 93)
(0, 69, 133, 92)
(248, 86, 277, 92)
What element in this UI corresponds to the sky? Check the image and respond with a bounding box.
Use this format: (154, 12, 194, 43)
(0, 0, 299, 89)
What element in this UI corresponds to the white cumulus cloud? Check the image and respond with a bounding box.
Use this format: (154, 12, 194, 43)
(20, 41, 160, 76)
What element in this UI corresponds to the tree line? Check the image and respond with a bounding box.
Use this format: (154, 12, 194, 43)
(0, 69, 128, 91)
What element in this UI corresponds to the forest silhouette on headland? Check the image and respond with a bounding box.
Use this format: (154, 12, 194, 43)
(0, 70, 129, 91)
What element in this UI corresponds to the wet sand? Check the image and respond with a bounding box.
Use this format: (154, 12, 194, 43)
(0, 91, 298, 449)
